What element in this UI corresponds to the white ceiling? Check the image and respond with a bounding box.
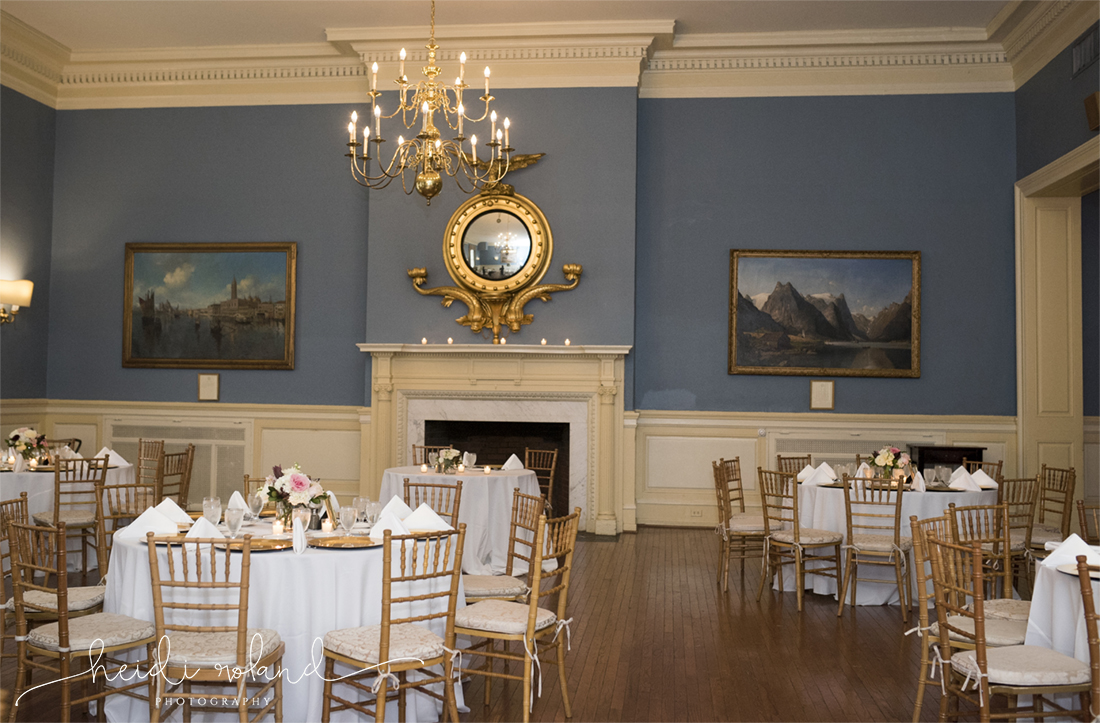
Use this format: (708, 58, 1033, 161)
(3, 1, 1013, 52)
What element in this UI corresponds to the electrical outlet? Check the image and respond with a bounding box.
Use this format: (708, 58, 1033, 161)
(690, 509, 703, 518)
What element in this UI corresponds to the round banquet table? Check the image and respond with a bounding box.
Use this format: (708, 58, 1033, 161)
(1026, 554, 1100, 662)
(778, 484, 998, 605)
(103, 520, 464, 723)
(380, 466, 541, 576)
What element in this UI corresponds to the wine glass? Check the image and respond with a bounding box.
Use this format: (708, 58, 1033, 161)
(366, 501, 382, 528)
(202, 497, 222, 526)
(428, 452, 439, 467)
(249, 492, 265, 520)
(924, 468, 937, 486)
(339, 506, 359, 534)
(225, 507, 245, 537)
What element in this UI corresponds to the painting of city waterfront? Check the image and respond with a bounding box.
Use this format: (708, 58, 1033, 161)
(123, 243, 296, 369)
(729, 250, 920, 378)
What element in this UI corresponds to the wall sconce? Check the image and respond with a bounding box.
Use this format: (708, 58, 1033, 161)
(0, 280, 33, 325)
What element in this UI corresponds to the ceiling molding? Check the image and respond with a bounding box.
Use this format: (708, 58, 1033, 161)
(1002, 0, 1100, 88)
(673, 27, 991, 49)
(0, 10, 68, 106)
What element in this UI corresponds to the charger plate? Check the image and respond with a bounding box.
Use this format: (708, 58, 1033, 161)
(309, 536, 383, 549)
(1055, 563, 1100, 580)
(215, 538, 294, 552)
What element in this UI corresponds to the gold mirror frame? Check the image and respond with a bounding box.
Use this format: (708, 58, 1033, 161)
(408, 190, 582, 343)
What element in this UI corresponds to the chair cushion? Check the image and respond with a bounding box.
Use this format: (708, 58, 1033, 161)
(463, 574, 527, 599)
(5, 586, 105, 612)
(1030, 524, 1063, 547)
(849, 533, 913, 553)
(32, 510, 96, 527)
(726, 513, 766, 533)
(162, 629, 281, 668)
(771, 528, 843, 546)
(455, 599, 556, 636)
(28, 612, 155, 652)
(323, 623, 443, 665)
(981, 534, 1027, 553)
(930, 616, 1027, 647)
(953, 645, 1089, 687)
(982, 599, 1031, 622)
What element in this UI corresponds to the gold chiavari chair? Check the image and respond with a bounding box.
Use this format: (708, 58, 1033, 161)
(712, 458, 765, 590)
(137, 438, 165, 493)
(31, 457, 108, 586)
(94, 478, 158, 581)
(1, 492, 29, 665)
(403, 478, 463, 527)
(1073, 554, 1100, 720)
(146, 533, 284, 723)
(963, 458, 1004, 482)
(998, 477, 1040, 592)
(159, 444, 195, 507)
(909, 513, 953, 723)
(1078, 499, 1100, 545)
(755, 469, 842, 612)
(524, 448, 559, 511)
(463, 488, 545, 603)
(8, 520, 156, 723)
(948, 503, 1013, 601)
(837, 474, 910, 622)
(43, 438, 81, 461)
(321, 526, 466, 723)
(776, 454, 812, 476)
(411, 443, 453, 466)
(457, 510, 580, 723)
(1031, 464, 1077, 551)
(925, 534, 1092, 721)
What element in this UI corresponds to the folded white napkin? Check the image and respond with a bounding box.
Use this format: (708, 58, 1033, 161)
(13, 455, 25, 473)
(855, 462, 872, 478)
(95, 446, 131, 467)
(402, 502, 453, 532)
(380, 495, 412, 520)
(115, 507, 178, 540)
(970, 469, 999, 489)
(817, 462, 837, 480)
(802, 467, 833, 487)
(948, 466, 967, 484)
(186, 517, 224, 539)
(370, 509, 411, 542)
(910, 470, 926, 492)
(1040, 533, 1100, 569)
(948, 470, 982, 492)
(155, 497, 193, 524)
(56, 445, 81, 460)
(292, 517, 307, 554)
(227, 490, 249, 510)
(463, 451, 477, 467)
(502, 454, 524, 471)
(796, 465, 816, 482)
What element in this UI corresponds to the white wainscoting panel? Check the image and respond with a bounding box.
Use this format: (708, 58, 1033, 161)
(260, 429, 360, 497)
(52, 423, 98, 453)
(646, 436, 756, 491)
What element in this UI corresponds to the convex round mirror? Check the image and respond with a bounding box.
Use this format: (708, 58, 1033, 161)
(444, 193, 552, 295)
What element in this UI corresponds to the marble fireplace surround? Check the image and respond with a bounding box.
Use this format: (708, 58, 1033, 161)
(358, 344, 631, 534)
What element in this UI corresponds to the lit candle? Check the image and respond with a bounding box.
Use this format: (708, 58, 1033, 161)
(399, 48, 406, 78)
(348, 121, 356, 143)
(457, 463, 465, 473)
(371, 62, 378, 91)
(422, 101, 430, 131)
(470, 135, 477, 162)
(490, 110, 497, 142)
(484, 465, 491, 474)
(421, 337, 427, 344)
(447, 337, 453, 344)
(374, 104, 381, 136)
(271, 520, 284, 535)
(321, 519, 334, 533)
(398, 135, 404, 146)
(484, 66, 490, 95)
(421, 463, 428, 472)
(541, 338, 547, 345)
(496, 129, 503, 158)
(27, 458, 37, 470)
(503, 117, 510, 148)
(460, 52, 466, 80)
(363, 127, 370, 149)
(565, 339, 571, 346)
(457, 103, 464, 136)
(500, 337, 507, 345)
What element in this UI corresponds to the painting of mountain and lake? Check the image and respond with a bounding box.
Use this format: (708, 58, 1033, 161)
(123, 243, 297, 369)
(729, 250, 920, 378)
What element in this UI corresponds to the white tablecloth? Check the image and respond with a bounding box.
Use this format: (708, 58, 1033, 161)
(779, 484, 997, 605)
(103, 520, 464, 722)
(1026, 558, 1100, 662)
(1, 464, 136, 571)
(380, 466, 540, 576)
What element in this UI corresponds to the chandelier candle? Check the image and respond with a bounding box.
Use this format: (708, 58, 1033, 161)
(345, 0, 514, 205)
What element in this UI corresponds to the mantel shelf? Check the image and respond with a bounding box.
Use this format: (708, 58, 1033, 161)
(357, 343, 632, 356)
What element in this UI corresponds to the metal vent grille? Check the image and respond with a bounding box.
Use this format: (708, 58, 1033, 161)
(1072, 23, 1099, 77)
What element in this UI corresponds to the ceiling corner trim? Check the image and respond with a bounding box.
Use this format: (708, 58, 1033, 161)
(1005, 0, 1099, 88)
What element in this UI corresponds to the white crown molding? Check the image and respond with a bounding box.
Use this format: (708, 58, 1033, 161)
(326, 19, 675, 44)
(0, 10, 69, 107)
(1002, 0, 1100, 88)
(674, 27, 991, 49)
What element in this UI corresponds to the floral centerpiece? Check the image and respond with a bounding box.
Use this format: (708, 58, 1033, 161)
(6, 428, 47, 461)
(436, 448, 462, 474)
(869, 445, 911, 481)
(258, 464, 326, 527)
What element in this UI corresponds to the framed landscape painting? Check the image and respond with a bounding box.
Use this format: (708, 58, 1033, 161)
(729, 250, 920, 378)
(123, 242, 296, 369)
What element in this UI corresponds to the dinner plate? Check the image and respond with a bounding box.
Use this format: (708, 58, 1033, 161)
(308, 536, 383, 549)
(1055, 562, 1100, 580)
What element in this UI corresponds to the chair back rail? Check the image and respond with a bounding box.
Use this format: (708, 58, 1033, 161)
(403, 479, 463, 527)
(525, 447, 559, 510)
(0, 492, 29, 579)
(998, 477, 1040, 550)
(842, 475, 905, 542)
(95, 479, 158, 578)
(776, 454, 811, 476)
(947, 503, 1011, 600)
(963, 458, 1004, 482)
(1038, 464, 1077, 537)
(1075, 555, 1100, 716)
(54, 457, 109, 524)
(159, 444, 195, 506)
(1077, 500, 1100, 545)
(529, 509, 582, 632)
(137, 438, 165, 492)
(757, 469, 798, 541)
(506, 488, 545, 578)
(714, 458, 749, 518)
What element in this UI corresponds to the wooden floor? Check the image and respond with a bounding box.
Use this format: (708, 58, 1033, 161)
(2, 527, 936, 722)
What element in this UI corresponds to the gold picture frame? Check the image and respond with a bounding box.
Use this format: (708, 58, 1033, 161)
(123, 242, 296, 369)
(729, 249, 920, 378)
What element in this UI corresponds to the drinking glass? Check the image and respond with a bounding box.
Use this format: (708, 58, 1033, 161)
(924, 468, 937, 485)
(291, 506, 312, 531)
(936, 465, 950, 482)
(202, 497, 222, 526)
(465, 452, 476, 467)
(428, 452, 439, 467)
(249, 493, 266, 520)
(225, 507, 245, 537)
(366, 501, 382, 528)
(339, 506, 359, 534)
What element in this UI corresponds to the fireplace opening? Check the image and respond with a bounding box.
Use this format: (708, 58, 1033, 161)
(424, 420, 569, 513)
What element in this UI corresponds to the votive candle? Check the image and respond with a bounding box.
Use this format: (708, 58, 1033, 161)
(421, 337, 427, 344)
(321, 519, 334, 533)
(271, 520, 284, 535)
(421, 464, 428, 473)
(541, 338, 547, 345)
(484, 465, 491, 474)
(564, 339, 571, 346)
(457, 463, 465, 472)
(447, 337, 453, 344)
(27, 459, 37, 470)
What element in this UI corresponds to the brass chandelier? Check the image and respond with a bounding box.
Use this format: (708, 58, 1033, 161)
(344, 0, 513, 205)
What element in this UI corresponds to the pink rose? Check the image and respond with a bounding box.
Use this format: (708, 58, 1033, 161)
(288, 472, 311, 493)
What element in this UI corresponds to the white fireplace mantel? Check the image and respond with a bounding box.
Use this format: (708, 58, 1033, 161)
(359, 342, 631, 534)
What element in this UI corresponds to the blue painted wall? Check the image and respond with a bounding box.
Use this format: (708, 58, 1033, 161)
(45, 104, 368, 406)
(1016, 24, 1100, 179)
(364, 87, 637, 373)
(634, 93, 1017, 414)
(1084, 190, 1099, 417)
(1, 86, 55, 398)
